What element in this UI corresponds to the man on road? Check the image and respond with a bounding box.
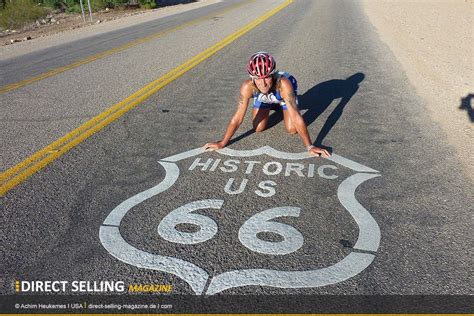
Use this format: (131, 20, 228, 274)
(204, 51, 330, 158)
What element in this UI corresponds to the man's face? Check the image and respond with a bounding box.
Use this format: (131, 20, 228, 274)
(254, 76, 273, 94)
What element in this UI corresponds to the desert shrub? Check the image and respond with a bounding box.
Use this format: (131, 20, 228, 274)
(0, 0, 50, 29)
(138, 0, 155, 9)
(103, 0, 129, 8)
(62, 0, 81, 13)
(39, 0, 62, 9)
(91, 0, 106, 10)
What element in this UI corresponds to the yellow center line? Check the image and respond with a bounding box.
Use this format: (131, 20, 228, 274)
(0, 0, 293, 196)
(0, 0, 255, 95)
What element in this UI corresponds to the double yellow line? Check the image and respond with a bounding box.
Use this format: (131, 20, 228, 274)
(0, 0, 293, 196)
(0, 0, 254, 95)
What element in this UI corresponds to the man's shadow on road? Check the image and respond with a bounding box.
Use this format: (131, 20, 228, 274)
(228, 72, 365, 150)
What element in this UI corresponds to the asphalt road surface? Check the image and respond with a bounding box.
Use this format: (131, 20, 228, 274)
(1, 0, 472, 313)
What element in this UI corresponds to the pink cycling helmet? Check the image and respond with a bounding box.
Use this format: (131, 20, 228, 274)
(247, 51, 276, 79)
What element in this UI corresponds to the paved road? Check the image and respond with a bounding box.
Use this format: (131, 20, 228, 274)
(1, 0, 472, 312)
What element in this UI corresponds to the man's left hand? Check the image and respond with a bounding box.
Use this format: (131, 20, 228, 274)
(308, 145, 331, 158)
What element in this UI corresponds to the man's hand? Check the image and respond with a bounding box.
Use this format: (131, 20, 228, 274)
(203, 141, 225, 151)
(308, 145, 331, 158)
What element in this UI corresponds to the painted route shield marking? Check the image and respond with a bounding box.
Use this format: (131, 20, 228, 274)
(99, 146, 381, 295)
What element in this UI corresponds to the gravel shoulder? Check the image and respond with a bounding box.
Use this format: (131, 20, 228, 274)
(362, 0, 474, 180)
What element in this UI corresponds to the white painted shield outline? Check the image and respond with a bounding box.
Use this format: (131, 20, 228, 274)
(99, 146, 381, 295)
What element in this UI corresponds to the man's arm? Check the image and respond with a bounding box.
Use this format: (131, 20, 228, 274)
(280, 78, 331, 157)
(204, 80, 253, 150)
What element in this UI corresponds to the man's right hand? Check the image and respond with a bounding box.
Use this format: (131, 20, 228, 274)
(203, 141, 225, 151)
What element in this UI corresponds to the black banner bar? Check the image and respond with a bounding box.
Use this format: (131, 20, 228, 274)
(1, 295, 473, 313)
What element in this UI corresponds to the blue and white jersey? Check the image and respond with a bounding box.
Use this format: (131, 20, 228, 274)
(253, 71, 298, 108)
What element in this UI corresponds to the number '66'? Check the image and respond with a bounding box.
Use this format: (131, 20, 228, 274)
(157, 199, 304, 255)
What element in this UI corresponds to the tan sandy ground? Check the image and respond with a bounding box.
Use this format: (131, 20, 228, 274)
(362, 0, 474, 180)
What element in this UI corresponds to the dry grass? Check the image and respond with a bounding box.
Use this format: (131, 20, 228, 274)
(0, 0, 50, 30)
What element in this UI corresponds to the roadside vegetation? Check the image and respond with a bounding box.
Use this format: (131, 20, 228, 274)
(0, 0, 159, 30)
